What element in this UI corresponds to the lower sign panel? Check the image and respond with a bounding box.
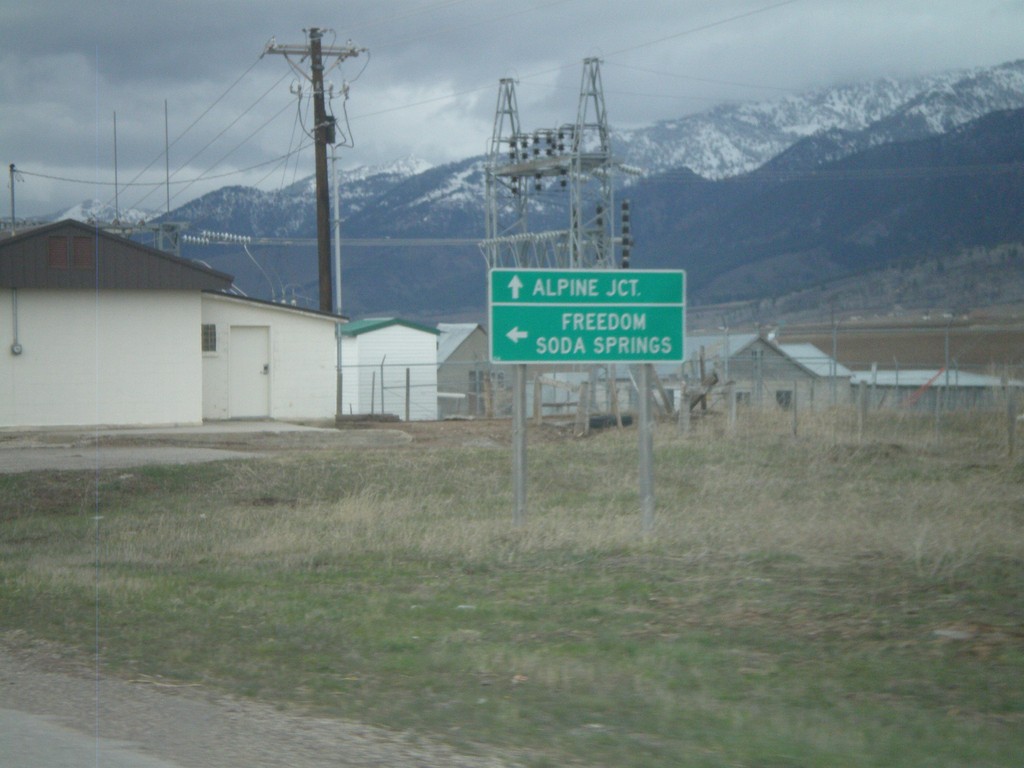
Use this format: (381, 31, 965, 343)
(490, 304, 685, 363)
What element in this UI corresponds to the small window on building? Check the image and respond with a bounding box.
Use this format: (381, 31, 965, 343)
(47, 236, 69, 269)
(776, 389, 793, 409)
(201, 324, 217, 352)
(72, 236, 95, 269)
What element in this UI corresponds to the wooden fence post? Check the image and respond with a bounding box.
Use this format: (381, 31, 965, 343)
(1008, 389, 1018, 459)
(574, 381, 591, 437)
(533, 375, 542, 425)
(857, 381, 866, 443)
(791, 380, 798, 438)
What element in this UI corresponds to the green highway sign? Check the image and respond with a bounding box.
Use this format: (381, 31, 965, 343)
(488, 268, 686, 364)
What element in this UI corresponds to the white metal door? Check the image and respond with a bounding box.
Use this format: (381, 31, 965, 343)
(229, 326, 270, 418)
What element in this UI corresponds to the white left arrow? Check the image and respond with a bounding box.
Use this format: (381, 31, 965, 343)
(508, 275, 524, 300)
(506, 326, 529, 344)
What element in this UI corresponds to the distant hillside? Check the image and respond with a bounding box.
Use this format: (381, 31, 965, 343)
(633, 107, 1024, 308)
(146, 58, 1024, 323)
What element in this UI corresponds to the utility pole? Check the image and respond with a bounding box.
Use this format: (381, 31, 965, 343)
(264, 28, 365, 313)
(8, 164, 15, 235)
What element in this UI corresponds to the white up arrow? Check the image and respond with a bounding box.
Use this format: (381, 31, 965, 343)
(506, 326, 529, 344)
(508, 275, 524, 300)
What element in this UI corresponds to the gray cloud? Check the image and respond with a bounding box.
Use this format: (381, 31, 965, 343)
(3, 0, 1022, 215)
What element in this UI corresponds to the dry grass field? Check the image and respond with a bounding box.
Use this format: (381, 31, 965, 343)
(1, 410, 1023, 767)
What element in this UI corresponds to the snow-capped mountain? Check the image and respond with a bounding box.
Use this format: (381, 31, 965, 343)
(168, 58, 1024, 241)
(613, 59, 1024, 180)
(166, 156, 435, 238)
(54, 199, 157, 226)
(158, 58, 1024, 321)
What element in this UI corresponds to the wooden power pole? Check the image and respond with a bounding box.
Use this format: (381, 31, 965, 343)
(264, 28, 365, 313)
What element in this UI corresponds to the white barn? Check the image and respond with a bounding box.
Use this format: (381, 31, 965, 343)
(339, 318, 439, 421)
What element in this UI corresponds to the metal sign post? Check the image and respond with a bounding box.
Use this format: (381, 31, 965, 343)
(512, 364, 527, 527)
(489, 268, 685, 532)
(637, 363, 655, 534)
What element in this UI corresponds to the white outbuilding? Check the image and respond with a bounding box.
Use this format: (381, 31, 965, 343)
(0, 220, 233, 428)
(1, 220, 345, 428)
(338, 318, 440, 421)
(200, 292, 341, 421)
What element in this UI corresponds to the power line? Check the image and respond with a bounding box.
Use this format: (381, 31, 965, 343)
(643, 161, 1024, 184)
(602, 61, 799, 94)
(166, 86, 298, 207)
(111, 53, 267, 208)
(603, 0, 803, 59)
(355, 0, 803, 123)
(16, 140, 315, 189)
(129, 71, 293, 210)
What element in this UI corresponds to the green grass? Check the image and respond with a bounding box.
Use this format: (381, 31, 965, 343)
(1, 412, 1022, 767)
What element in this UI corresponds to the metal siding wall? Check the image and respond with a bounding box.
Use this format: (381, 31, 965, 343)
(339, 326, 438, 420)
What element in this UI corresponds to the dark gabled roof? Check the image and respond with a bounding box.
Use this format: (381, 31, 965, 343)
(339, 317, 441, 337)
(0, 219, 233, 291)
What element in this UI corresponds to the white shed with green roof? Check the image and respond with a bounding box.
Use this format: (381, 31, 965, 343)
(338, 318, 440, 421)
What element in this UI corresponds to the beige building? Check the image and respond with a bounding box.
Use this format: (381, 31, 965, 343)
(437, 323, 490, 418)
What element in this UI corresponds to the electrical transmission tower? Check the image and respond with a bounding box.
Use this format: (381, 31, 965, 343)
(264, 28, 366, 313)
(482, 58, 632, 271)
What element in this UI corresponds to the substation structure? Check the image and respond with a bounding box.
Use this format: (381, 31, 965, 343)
(481, 58, 634, 271)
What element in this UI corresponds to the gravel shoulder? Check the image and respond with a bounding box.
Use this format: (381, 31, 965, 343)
(0, 636, 521, 768)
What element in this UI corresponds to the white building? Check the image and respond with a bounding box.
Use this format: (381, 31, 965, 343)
(200, 292, 340, 421)
(850, 368, 1023, 411)
(339, 318, 440, 421)
(1, 220, 345, 428)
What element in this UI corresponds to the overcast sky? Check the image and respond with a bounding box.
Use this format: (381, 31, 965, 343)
(3, 0, 1022, 217)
